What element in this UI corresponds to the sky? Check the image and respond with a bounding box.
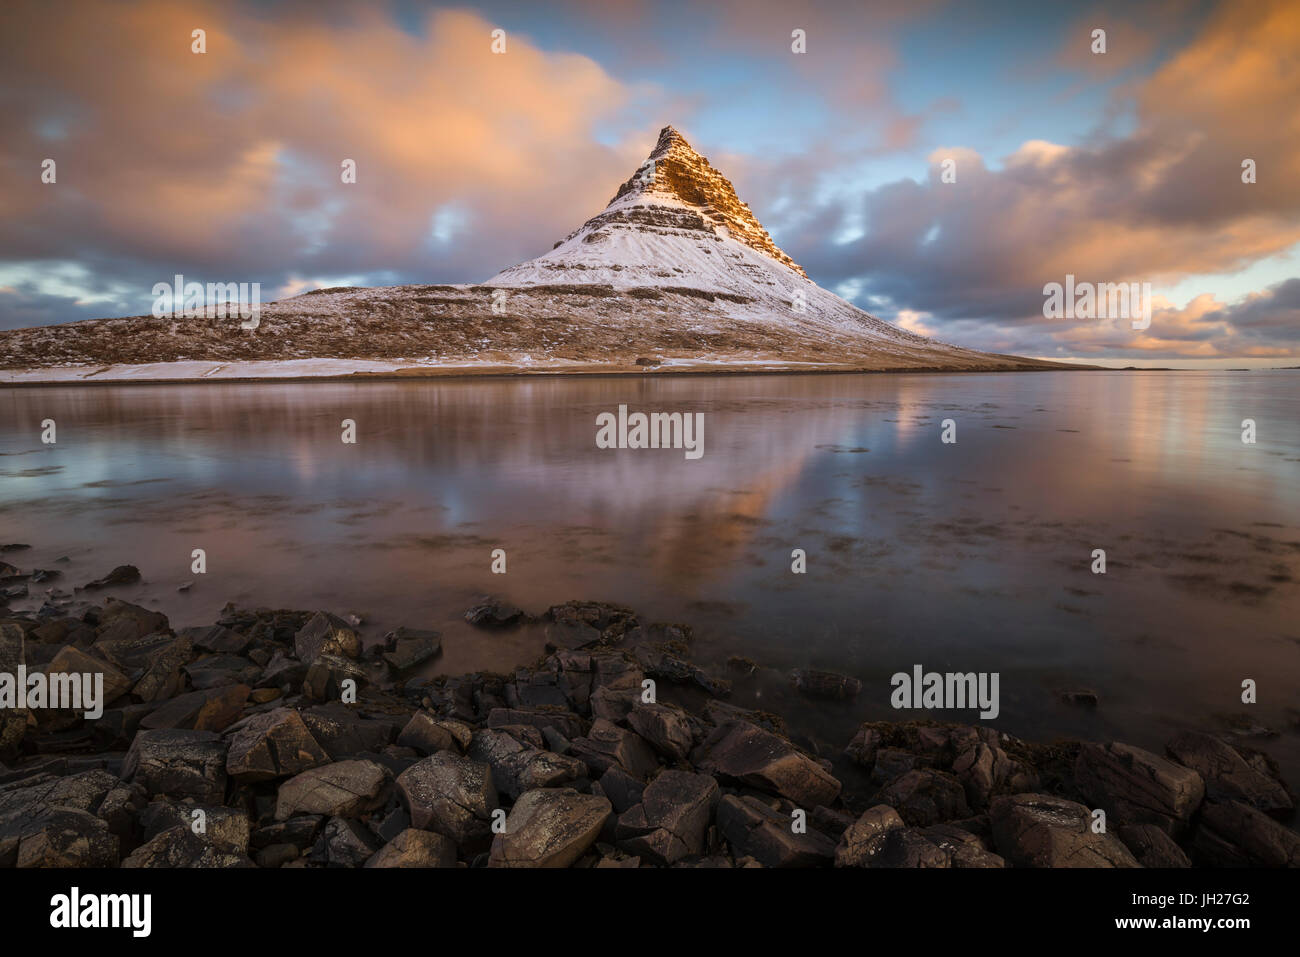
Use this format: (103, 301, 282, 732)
(0, 0, 1297, 366)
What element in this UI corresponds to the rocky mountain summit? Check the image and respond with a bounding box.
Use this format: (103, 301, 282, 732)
(0, 127, 1072, 382)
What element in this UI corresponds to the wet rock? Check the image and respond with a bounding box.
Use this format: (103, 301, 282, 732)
(301, 654, 368, 702)
(834, 805, 905, 867)
(300, 703, 401, 758)
(225, 707, 330, 782)
(467, 728, 586, 799)
(397, 711, 464, 756)
(396, 752, 498, 843)
(488, 788, 611, 868)
(44, 643, 132, 707)
(571, 718, 660, 780)
(140, 684, 249, 732)
(275, 759, 390, 820)
(125, 636, 194, 703)
(1191, 798, 1300, 867)
(382, 628, 441, 672)
(918, 823, 1006, 868)
(464, 599, 526, 629)
(876, 768, 970, 826)
(544, 620, 601, 651)
(124, 729, 229, 804)
(310, 816, 380, 867)
(185, 654, 261, 690)
(1165, 730, 1293, 816)
(696, 720, 841, 807)
(257, 650, 308, 693)
(626, 702, 697, 763)
(179, 624, 252, 656)
(990, 793, 1140, 868)
(1119, 823, 1192, 867)
(122, 823, 254, 867)
(366, 828, 457, 868)
(83, 565, 141, 590)
(15, 808, 120, 867)
(615, 769, 719, 864)
(251, 815, 323, 851)
(596, 766, 645, 814)
(589, 685, 639, 722)
(140, 800, 250, 851)
(94, 598, 168, 642)
(873, 828, 952, 868)
(952, 740, 1039, 808)
(1075, 741, 1205, 832)
(790, 668, 862, 700)
(715, 794, 837, 868)
(870, 748, 920, 784)
(294, 611, 361, 664)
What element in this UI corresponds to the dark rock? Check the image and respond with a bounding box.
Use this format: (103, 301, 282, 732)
(275, 759, 390, 819)
(184, 654, 261, 690)
(382, 628, 441, 672)
(300, 703, 401, 758)
(83, 565, 141, 590)
(1166, 730, 1293, 816)
(487, 708, 587, 740)
(715, 794, 837, 868)
(464, 599, 526, 629)
(790, 668, 862, 700)
(990, 793, 1140, 868)
(301, 653, 368, 702)
(311, 816, 379, 867)
(225, 707, 330, 782)
(834, 805, 905, 867)
(396, 752, 498, 843)
(626, 702, 697, 763)
(596, 766, 645, 814)
(695, 720, 841, 807)
(1191, 798, 1300, 867)
(571, 718, 660, 780)
(294, 611, 361, 664)
(124, 729, 228, 804)
(141, 684, 249, 732)
(1119, 823, 1192, 867)
(488, 788, 611, 868)
(1075, 741, 1205, 832)
(615, 769, 719, 864)
(467, 728, 586, 799)
(875, 768, 970, 826)
(366, 828, 457, 867)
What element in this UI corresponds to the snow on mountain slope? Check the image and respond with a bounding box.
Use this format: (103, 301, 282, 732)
(0, 125, 1073, 381)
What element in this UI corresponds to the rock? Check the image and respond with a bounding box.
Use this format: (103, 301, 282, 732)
(790, 668, 862, 700)
(124, 729, 228, 804)
(1060, 689, 1098, 707)
(180, 624, 252, 656)
(571, 718, 660, 780)
(1165, 730, 1293, 816)
(311, 816, 379, 867)
(696, 720, 841, 807)
(467, 728, 586, 799)
(919, 824, 1007, 868)
(876, 768, 971, 827)
(488, 788, 611, 868)
(366, 828, 457, 868)
(44, 643, 132, 707)
(184, 654, 261, 690)
(300, 703, 401, 758)
(464, 599, 526, 629)
(83, 565, 141, 590)
(122, 824, 254, 867)
(301, 653, 368, 702)
(1119, 823, 1192, 867)
(16, 808, 119, 867)
(990, 793, 1139, 868)
(140, 685, 249, 732)
(596, 766, 645, 814)
(382, 628, 441, 672)
(226, 708, 330, 782)
(125, 636, 193, 703)
(251, 816, 324, 851)
(256, 843, 299, 868)
(258, 650, 308, 693)
(952, 740, 1039, 808)
(834, 805, 905, 867)
(294, 611, 361, 664)
(1075, 741, 1205, 832)
(871, 828, 952, 868)
(715, 794, 837, 868)
(275, 760, 390, 819)
(615, 769, 719, 864)
(626, 703, 696, 763)
(396, 752, 498, 843)
(397, 712, 462, 756)
(1191, 798, 1300, 867)
(140, 801, 250, 851)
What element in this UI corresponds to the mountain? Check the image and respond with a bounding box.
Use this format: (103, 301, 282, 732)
(0, 126, 1070, 383)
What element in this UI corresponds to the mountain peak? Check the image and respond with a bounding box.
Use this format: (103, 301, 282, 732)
(599, 126, 807, 278)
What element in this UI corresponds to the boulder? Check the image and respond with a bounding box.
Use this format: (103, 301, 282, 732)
(1075, 741, 1204, 833)
(467, 728, 586, 799)
(876, 768, 970, 826)
(225, 708, 330, 782)
(310, 816, 380, 867)
(122, 824, 254, 867)
(275, 759, 389, 819)
(1165, 730, 1292, 816)
(790, 669, 862, 700)
(294, 611, 361, 664)
(571, 718, 660, 780)
(615, 770, 719, 864)
(16, 808, 119, 867)
(396, 752, 498, 843)
(124, 729, 228, 804)
(715, 794, 837, 868)
(626, 703, 696, 763)
(990, 793, 1139, 868)
(1119, 823, 1192, 867)
(488, 788, 611, 868)
(834, 805, 905, 867)
(696, 720, 841, 807)
(382, 628, 441, 672)
(365, 828, 457, 868)
(1191, 798, 1300, 867)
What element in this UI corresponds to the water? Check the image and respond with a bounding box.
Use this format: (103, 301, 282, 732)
(2, 371, 1298, 781)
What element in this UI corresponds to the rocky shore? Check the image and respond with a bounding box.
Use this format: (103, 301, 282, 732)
(1, 558, 1297, 868)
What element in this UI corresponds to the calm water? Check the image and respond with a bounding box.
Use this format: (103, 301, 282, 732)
(3, 371, 1298, 781)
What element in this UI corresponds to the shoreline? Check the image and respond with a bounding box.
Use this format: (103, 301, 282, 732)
(2, 569, 1297, 868)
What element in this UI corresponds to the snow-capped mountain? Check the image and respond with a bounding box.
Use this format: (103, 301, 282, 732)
(0, 126, 1068, 382)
